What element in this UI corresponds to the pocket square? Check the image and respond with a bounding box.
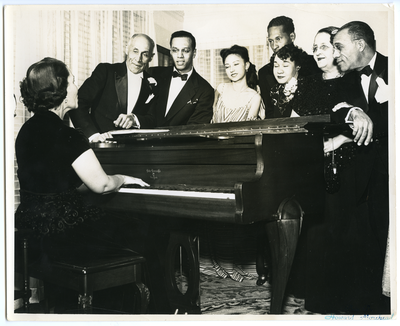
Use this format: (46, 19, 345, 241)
(145, 93, 155, 104)
(375, 77, 388, 104)
(187, 98, 198, 105)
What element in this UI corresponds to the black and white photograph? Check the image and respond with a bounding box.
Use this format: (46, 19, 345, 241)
(2, 1, 397, 323)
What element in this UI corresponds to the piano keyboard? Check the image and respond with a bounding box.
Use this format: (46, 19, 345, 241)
(119, 184, 235, 200)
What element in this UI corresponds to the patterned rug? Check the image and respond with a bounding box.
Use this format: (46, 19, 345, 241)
(17, 273, 317, 316)
(199, 274, 317, 315)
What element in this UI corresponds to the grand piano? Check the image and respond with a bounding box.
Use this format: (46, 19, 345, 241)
(90, 115, 330, 314)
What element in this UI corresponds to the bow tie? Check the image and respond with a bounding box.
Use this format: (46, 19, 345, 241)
(172, 71, 188, 81)
(358, 65, 373, 77)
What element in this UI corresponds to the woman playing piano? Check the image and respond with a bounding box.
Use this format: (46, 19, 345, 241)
(15, 57, 149, 261)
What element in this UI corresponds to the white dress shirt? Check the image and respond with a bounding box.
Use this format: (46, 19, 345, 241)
(165, 68, 193, 116)
(127, 69, 143, 114)
(360, 53, 377, 104)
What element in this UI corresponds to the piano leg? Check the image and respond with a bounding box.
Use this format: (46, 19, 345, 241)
(164, 231, 201, 314)
(264, 198, 303, 314)
(256, 228, 271, 286)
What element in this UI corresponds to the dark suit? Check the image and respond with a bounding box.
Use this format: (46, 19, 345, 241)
(69, 62, 157, 138)
(258, 54, 320, 118)
(346, 52, 389, 252)
(136, 66, 214, 128)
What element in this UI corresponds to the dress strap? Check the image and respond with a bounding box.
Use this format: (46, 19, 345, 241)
(245, 90, 258, 106)
(217, 83, 227, 95)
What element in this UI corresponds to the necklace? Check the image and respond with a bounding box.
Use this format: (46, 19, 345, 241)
(322, 72, 344, 80)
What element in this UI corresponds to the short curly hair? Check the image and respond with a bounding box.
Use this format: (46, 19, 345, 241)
(19, 57, 69, 113)
(270, 43, 308, 69)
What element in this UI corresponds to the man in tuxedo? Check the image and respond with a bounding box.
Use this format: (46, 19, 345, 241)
(333, 20, 389, 252)
(258, 16, 320, 118)
(133, 30, 214, 128)
(328, 20, 389, 313)
(69, 34, 175, 312)
(69, 33, 157, 142)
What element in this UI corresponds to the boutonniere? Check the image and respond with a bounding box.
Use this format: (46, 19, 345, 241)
(187, 99, 199, 105)
(283, 77, 298, 98)
(375, 77, 388, 104)
(145, 93, 155, 104)
(147, 77, 157, 86)
(147, 77, 157, 92)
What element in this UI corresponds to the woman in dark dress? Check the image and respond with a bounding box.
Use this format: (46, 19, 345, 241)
(15, 57, 149, 263)
(268, 43, 308, 118)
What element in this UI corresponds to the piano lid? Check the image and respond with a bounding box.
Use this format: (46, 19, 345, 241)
(107, 115, 331, 143)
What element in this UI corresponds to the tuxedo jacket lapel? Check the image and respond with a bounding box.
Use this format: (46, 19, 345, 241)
(374, 52, 388, 82)
(367, 53, 388, 110)
(368, 71, 378, 106)
(114, 63, 128, 115)
(157, 68, 173, 116)
(166, 70, 199, 120)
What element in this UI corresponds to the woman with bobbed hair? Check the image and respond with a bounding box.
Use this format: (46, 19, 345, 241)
(211, 44, 262, 123)
(15, 57, 148, 257)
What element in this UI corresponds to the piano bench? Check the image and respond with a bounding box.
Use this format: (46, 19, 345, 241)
(15, 232, 150, 314)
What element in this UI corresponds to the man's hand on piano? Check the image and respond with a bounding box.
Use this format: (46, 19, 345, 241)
(90, 132, 113, 143)
(122, 176, 150, 188)
(350, 109, 374, 146)
(114, 114, 139, 129)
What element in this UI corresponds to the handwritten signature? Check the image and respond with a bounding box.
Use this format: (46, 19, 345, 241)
(325, 313, 394, 321)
